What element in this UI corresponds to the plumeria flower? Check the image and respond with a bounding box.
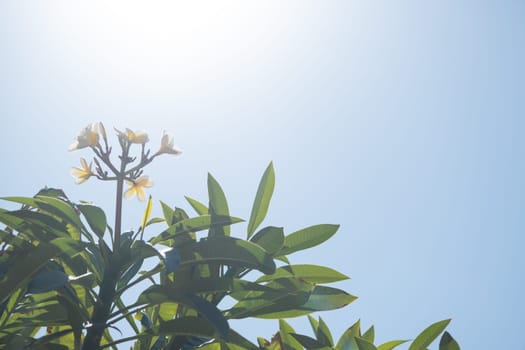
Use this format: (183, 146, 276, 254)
(71, 158, 93, 184)
(124, 176, 153, 201)
(97, 122, 107, 143)
(69, 123, 102, 151)
(156, 132, 182, 156)
(115, 128, 149, 144)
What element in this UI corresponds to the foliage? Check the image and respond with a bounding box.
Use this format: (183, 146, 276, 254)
(0, 124, 459, 349)
(254, 317, 459, 350)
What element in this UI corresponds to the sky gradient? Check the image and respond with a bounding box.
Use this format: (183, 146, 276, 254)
(1, 2, 524, 349)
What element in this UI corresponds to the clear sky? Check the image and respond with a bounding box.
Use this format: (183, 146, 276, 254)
(1, 1, 524, 349)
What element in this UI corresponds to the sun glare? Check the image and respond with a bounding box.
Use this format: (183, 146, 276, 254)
(47, 2, 288, 84)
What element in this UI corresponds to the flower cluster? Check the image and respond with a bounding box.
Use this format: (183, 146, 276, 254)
(69, 122, 181, 201)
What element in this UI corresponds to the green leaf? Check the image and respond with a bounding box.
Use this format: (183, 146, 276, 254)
(136, 290, 228, 338)
(229, 279, 355, 319)
(279, 224, 339, 256)
(256, 264, 349, 284)
(290, 333, 326, 349)
(279, 319, 303, 350)
(154, 316, 216, 337)
(149, 215, 244, 244)
(247, 162, 275, 238)
(2, 196, 82, 228)
(187, 294, 229, 338)
(146, 217, 165, 227)
(362, 326, 375, 343)
(298, 285, 357, 313)
(77, 204, 107, 238)
(355, 337, 378, 350)
(117, 260, 143, 291)
(408, 319, 451, 350)
(250, 226, 284, 255)
(160, 200, 174, 225)
(377, 340, 409, 350)
(227, 278, 313, 319)
(336, 319, 361, 350)
(317, 317, 334, 347)
(185, 196, 208, 216)
(0, 243, 61, 304)
(27, 270, 69, 294)
(307, 315, 319, 335)
(140, 196, 153, 230)
(176, 236, 276, 275)
(207, 173, 230, 236)
(439, 331, 460, 350)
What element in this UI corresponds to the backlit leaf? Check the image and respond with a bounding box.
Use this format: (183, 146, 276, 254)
(278, 224, 339, 256)
(439, 331, 460, 350)
(207, 173, 230, 236)
(408, 319, 451, 350)
(257, 264, 349, 284)
(140, 195, 153, 230)
(77, 204, 107, 238)
(247, 162, 275, 238)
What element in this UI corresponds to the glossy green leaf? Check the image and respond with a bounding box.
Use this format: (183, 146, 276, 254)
(439, 331, 460, 350)
(77, 204, 107, 238)
(149, 215, 243, 244)
(377, 340, 409, 350)
(250, 226, 284, 255)
(207, 173, 230, 236)
(278, 224, 339, 256)
(247, 162, 275, 238)
(185, 196, 208, 216)
(356, 337, 378, 350)
(408, 319, 451, 350)
(257, 264, 349, 284)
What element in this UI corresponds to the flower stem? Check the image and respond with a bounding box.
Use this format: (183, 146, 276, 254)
(113, 144, 129, 251)
(82, 144, 128, 349)
(113, 178, 123, 250)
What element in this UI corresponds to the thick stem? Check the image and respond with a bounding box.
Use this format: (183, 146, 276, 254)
(113, 177, 124, 250)
(113, 144, 128, 250)
(81, 261, 119, 349)
(82, 146, 128, 349)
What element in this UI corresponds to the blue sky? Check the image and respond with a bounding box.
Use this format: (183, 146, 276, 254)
(1, 1, 524, 349)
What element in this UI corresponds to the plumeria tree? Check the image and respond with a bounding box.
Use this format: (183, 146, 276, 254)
(0, 123, 459, 350)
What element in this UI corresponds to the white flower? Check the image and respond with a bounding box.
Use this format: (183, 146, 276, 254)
(115, 128, 149, 144)
(157, 132, 182, 156)
(71, 158, 93, 184)
(69, 123, 101, 151)
(96, 122, 107, 142)
(124, 176, 153, 201)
